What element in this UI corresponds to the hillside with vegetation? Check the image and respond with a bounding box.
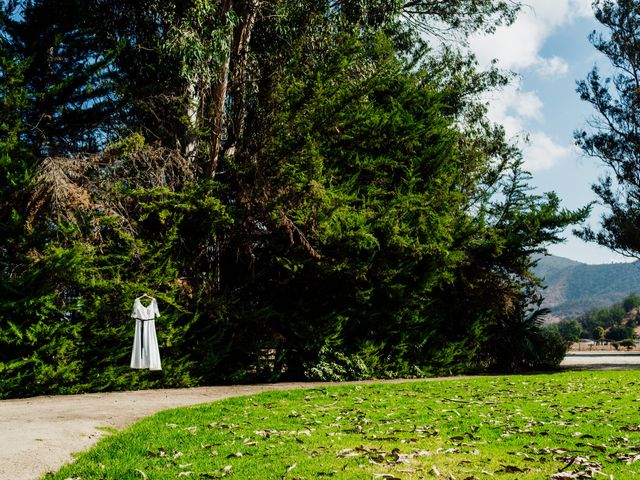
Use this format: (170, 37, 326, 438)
(534, 255, 640, 318)
(553, 293, 640, 347)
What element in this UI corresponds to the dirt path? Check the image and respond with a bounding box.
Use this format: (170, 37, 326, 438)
(0, 379, 427, 480)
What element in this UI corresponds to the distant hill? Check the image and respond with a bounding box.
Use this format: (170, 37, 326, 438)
(534, 255, 640, 318)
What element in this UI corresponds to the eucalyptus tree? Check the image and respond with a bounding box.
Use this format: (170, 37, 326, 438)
(0, 0, 585, 397)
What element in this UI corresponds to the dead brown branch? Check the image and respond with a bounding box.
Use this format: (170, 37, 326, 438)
(26, 146, 194, 237)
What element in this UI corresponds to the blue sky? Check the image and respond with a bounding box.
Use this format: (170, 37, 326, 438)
(468, 0, 632, 264)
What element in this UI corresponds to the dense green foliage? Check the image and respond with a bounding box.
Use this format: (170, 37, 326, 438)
(50, 372, 640, 479)
(1, 0, 585, 398)
(575, 0, 640, 258)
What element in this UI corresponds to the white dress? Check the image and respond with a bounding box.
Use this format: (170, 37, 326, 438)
(130, 297, 162, 370)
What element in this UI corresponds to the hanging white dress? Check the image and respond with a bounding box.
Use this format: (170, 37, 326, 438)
(130, 297, 162, 371)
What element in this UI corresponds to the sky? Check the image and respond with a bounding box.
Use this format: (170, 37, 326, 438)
(467, 0, 633, 265)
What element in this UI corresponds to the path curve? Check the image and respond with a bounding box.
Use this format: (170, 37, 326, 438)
(12, 361, 635, 480)
(0, 379, 429, 480)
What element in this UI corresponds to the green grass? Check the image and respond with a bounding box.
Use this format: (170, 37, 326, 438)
(47, 371, 640, 479)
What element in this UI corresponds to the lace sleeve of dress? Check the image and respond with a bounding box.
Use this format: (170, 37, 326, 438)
(153, 298, 160, 318)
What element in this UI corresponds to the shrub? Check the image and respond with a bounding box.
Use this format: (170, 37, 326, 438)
(303, 345, 369, 381)
(533, 326, 569, 370)
(620, 338, 636, 350)
(607, 325, 634, 341)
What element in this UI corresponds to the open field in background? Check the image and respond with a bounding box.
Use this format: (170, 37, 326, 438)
(48, 371, 640, 479)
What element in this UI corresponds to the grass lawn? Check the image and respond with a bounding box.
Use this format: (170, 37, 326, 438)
(47, 371, 640, 479)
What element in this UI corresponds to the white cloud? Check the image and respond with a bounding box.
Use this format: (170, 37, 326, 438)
(470, 0, 593, 75)
(536, 56, 570, 77)
(483, 79, 543, 136)
(522, 132, 573, 172)
(467, 0, 594, 171)
(483, 84, 570, 172)
(515, 90, 545, 121)
(570, 0, 596, 18)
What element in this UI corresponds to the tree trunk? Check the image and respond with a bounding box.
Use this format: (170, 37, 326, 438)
(207, 0, 233, 178)
(207, 0, 260, 178)
(184, 78, 199, 162)
(224, 0, 260, 160)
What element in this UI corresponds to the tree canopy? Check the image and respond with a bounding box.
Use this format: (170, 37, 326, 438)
(575, 0, 640, 257)
(0, 0, 584, 398)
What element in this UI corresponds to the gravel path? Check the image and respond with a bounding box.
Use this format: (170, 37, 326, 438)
(0, 379, 426, 480)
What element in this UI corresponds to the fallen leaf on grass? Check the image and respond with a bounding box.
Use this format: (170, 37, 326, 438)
(608, 436, 629, 444)
(575, 443, 607, 452)
(496, 464, 527, 474)
(254, 429, 311, 438)
(572, 433, 594, 439)
(337, 448, 359, 458)
(282, 462, 297, 478)
(413, 425, 439, 436)
(549, 471, 604, 479)
(609, 452, 640, 463)
(435, 447, 460, 454)
(621, 425, 640, 432)
(148, 447, 167, 458)
(441, 409, 461, 417)
(557, 456, 602, 470)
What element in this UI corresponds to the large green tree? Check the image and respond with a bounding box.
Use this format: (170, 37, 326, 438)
(575, 0, 640, 257)
(0, 0, 584, 397)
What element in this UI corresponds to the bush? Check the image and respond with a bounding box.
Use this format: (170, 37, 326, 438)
(606, 325, 634, 341)
(620, 338, 636, 350)
(532, 326, 569, 370)
(557, 319, 583, 342)
(303, 345, 369, 381)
